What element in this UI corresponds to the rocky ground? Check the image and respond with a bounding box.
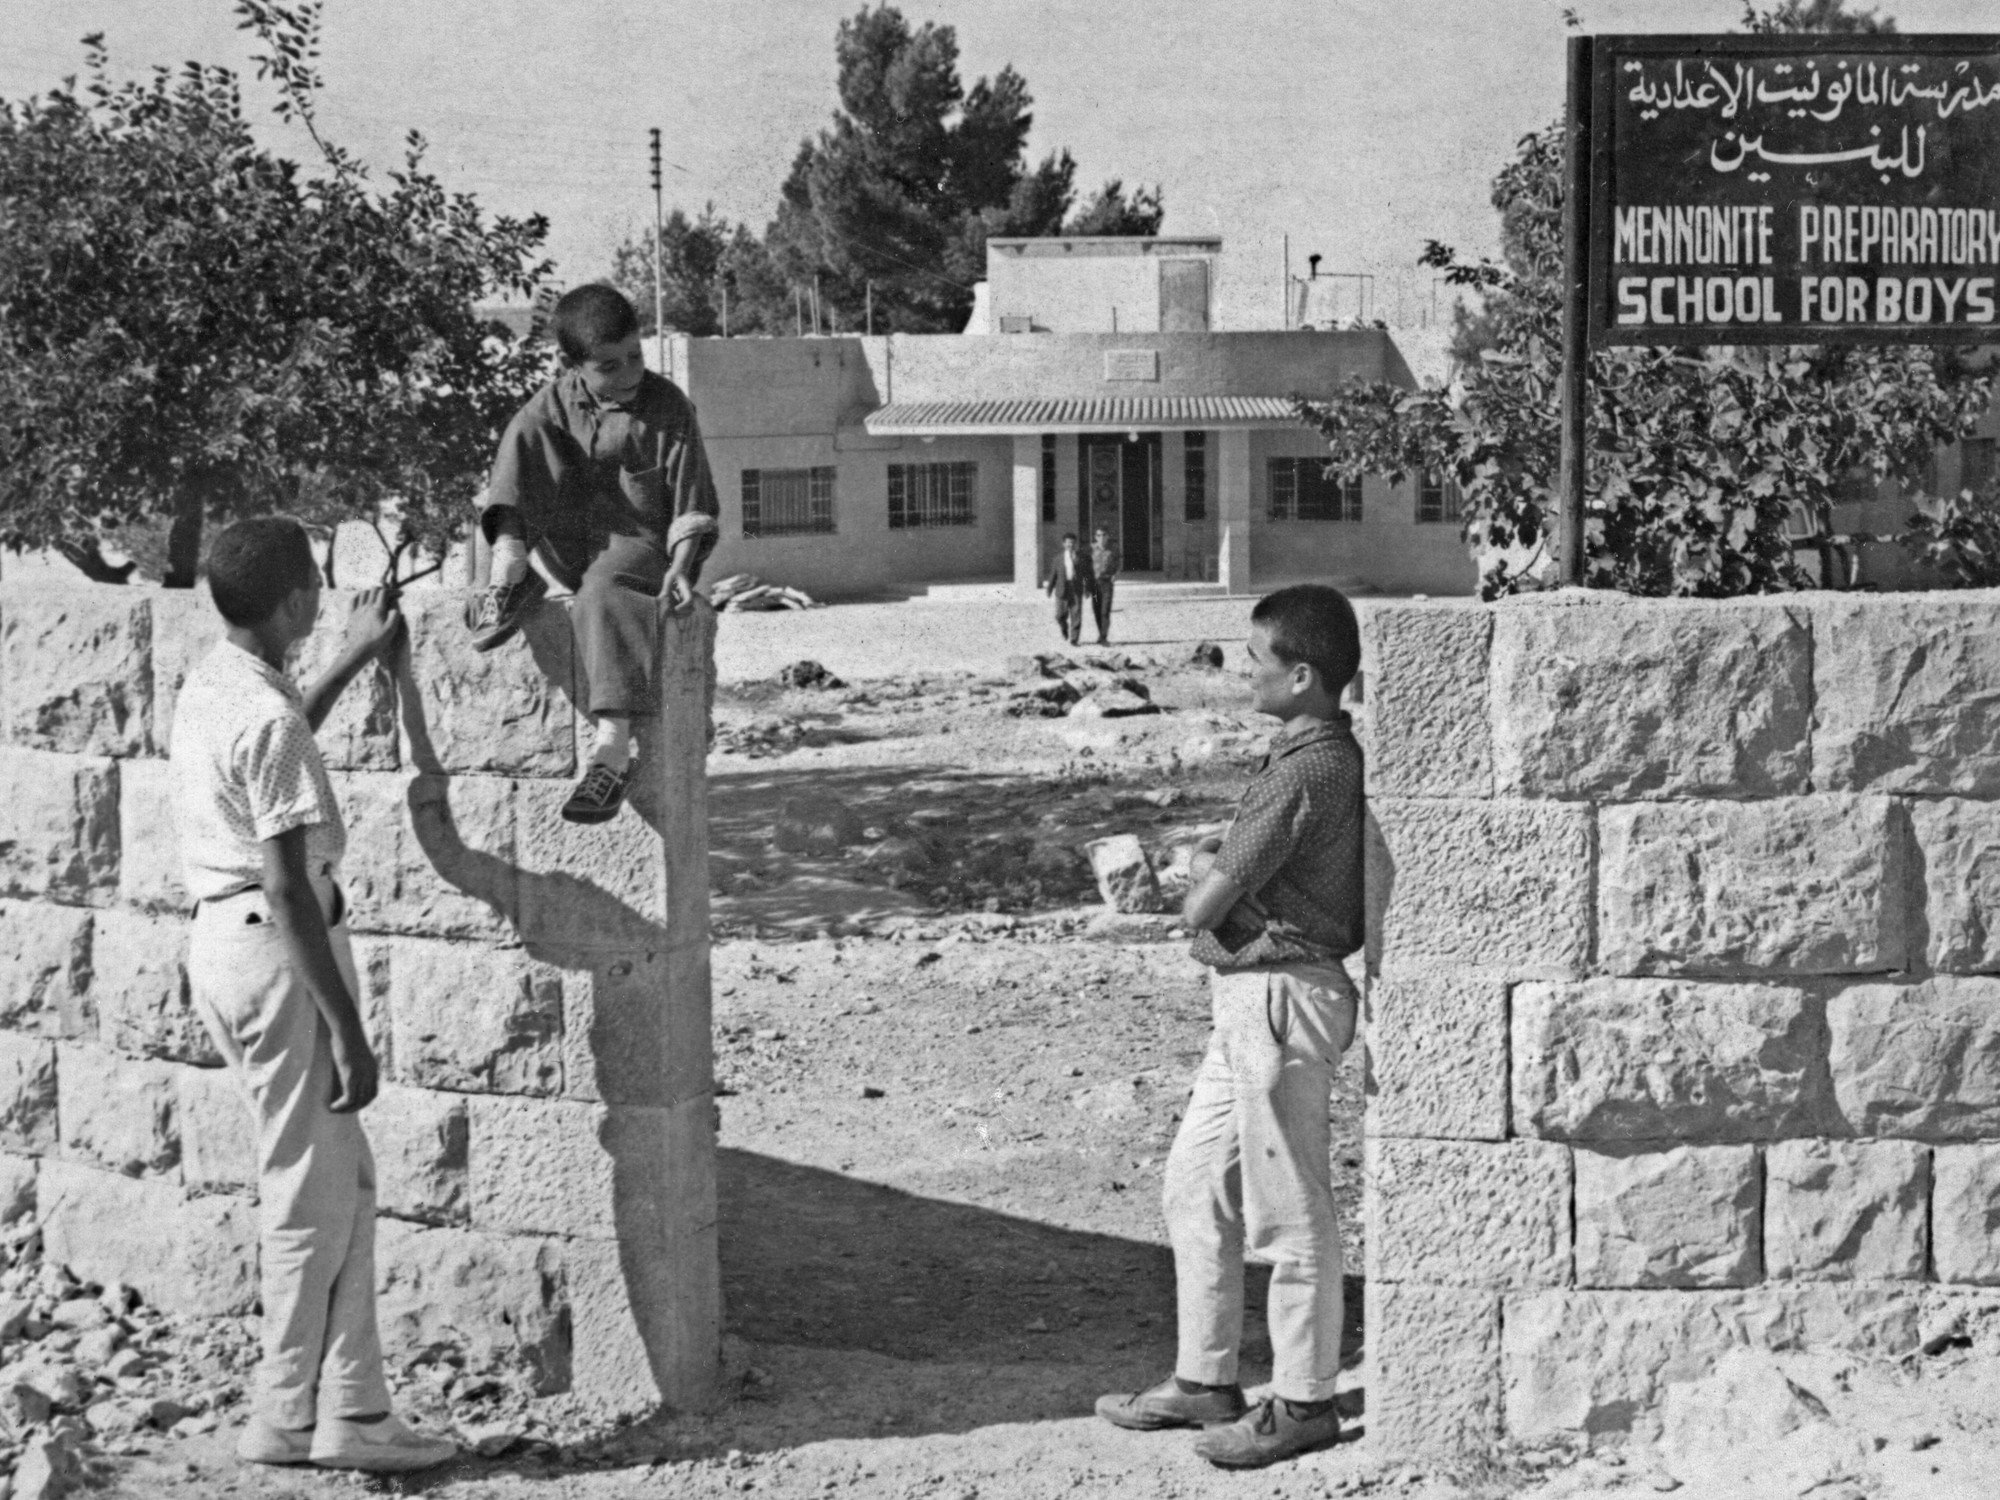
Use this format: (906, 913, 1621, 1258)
(15, 592, 1995, 1499)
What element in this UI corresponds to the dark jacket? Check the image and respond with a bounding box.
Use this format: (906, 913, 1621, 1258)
(1044, 548, 1097, 600)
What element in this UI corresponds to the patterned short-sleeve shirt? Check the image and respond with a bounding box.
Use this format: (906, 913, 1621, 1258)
(171, 640, 345, 902)
(1189, 713, 1364, 972)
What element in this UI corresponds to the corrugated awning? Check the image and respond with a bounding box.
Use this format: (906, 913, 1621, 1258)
(863, 395, 1304, 436)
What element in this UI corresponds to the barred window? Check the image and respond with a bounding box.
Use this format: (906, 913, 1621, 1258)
(1268, 458, 1361, 521)
(1184, 432, 1207, 521)
(1040, 436, 1057, 523)
(1416, 471, 1463, 524)
(1964, 436, 1997, 494)
(742, 467, 836, 538)
(888, 461, 978, 530)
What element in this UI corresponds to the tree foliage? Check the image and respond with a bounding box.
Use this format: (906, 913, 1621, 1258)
(640, 5, 1164, 335)
(0, 1, 555, 586)
(1298, 0, 1997, 598)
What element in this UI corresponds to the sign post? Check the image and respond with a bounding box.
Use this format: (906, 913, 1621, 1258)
(1558, 32, 2000, 583)
(1559, 35, 1595, 586)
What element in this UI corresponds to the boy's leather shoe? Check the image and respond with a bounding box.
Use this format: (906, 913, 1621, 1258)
(1095, 1376, 1247, 1431)
(310, 1413, 455, 1472)
(1193, 1396, 1342, 1468)
(465, 570, 547, 652)
(236, 1416, 314, 1465)
(561, 760, 630, 824)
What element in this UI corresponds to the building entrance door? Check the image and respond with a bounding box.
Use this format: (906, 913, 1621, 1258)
(1082, 435, 1163, 571)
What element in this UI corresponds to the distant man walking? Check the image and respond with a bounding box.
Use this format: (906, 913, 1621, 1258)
(1044, 532, 1095, 646)
(1088, 525, 1120, 646)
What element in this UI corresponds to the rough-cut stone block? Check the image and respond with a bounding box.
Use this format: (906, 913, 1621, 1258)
(1574, 1145, 1761, 1288)
(0, 1153, 34, 1226)
(1828, 978, 2000, 1138)
(349, 937, 395, 1076)
(1363, 605, 1492, 798)
(1366, 1138, 1570, 1288)
(1504, 1285, 1920, 1439)
(0, 1035, 58, 1155)
(57, 1044, 179, 1179)
(387, 941, 562, 1096)
(470, 1095, 714, 1247)
(560, 945, 711, 1108)
(374, 1219, 569, 1393)
(335, 772, 519, 940)
(567, 1224, 721, 1410)
(1083, 834, 1161, 913)
(286, 591, 398, 771)
(1366, 1282, 1500, 1454)
(1491, 599, 1810, 799)
(39, 1159, 255, 1317)
(146, 589, 223, 758)
(1514, 979, 1827, 1142)
(0, 749, 118, 901)
(369, 1085, 468, 1226)
(1365, 974, 1507, 1140)
(515, 779, 667, 957)
(1765, 1139, 1928, 1281)
(1811, 591, 2000, 795)
(1370, 799, 1591, 978)
(1598, 797, 1907, 976)
(1910, 799, 2000, 974)
(1934, 1145, 2000, 1284)
(0, 903, 91, 1037)
(91, 911, 217, 1065)
(177, 1066, 254, 1198)
(114, 757, 188, 913)
(0, 586, 151, 757)
(398, 590, 574, 777)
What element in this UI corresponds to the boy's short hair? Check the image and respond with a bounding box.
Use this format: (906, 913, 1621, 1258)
(1062, 532, 1077, 543)
(207, 516, 318, 627)
(1251, 584, 1360, 695)
(551, 284, 639, 363)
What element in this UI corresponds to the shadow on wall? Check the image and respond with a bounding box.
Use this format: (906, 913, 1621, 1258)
(392, 597, 715, 1409)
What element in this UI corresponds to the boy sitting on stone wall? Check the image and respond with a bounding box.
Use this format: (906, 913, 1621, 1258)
(466, 283, 720, 824)
(172, 517, 454, 1473)
(1096, 583, 1364, 1469)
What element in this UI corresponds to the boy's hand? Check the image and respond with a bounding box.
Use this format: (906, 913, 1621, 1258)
(341, 587, 404, 663)
(658, 570, 694, 612)
(327, 1026, 380, 1113)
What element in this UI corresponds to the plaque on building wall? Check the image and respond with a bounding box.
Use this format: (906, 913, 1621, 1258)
(1103, 349, 1160, 381)
(1588, 33, 2000, 345)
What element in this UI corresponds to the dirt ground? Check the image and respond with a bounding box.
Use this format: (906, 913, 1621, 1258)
(89, 593, 2000, 1500)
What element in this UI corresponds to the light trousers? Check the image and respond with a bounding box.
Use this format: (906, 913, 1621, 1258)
(188, 879, 391, 1429)
(1163, 962, 1358, 1403)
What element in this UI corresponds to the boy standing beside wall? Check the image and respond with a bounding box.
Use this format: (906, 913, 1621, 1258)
(467, 283, 719, 824)
(173, 518, 454, 1473)
(1097, 584, 1364, 1468)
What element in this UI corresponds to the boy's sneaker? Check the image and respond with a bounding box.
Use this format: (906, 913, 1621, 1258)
(1096, 1376, 1247, 1431)
(1192, 1396, 1342, 1468)
(561, 760, 630, 824)
(465, 570, 547, 652)
(310, 1413, 455, 1473)
(236, 1416, 314, 1466)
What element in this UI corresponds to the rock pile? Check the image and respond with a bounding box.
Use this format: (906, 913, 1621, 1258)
(1002, 653, 1163, 720)
(708, 575, 819, 612)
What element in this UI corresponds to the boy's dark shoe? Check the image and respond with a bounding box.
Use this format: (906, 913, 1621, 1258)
(466, 571, 548, 652)
(1095, 1377, 1247, 1431)
(561, 761, 629, 824)
(1193, 1396, 1342, 1468)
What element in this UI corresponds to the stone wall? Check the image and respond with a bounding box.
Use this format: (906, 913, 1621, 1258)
(1362, 589, 2000, 1452)
(0, 578, 717, 1411)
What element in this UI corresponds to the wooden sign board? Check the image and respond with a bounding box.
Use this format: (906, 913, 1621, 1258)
(1587, 33, 2000, 345)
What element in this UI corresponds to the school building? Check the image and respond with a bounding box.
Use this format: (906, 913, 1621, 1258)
(657, 237, 1482, 600)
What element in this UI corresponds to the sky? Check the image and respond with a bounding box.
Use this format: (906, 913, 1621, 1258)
(4, 0, 1995, 329)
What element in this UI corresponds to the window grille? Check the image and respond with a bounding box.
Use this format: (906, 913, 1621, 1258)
(1269, 458, 1361, 521)
(1416, 472, 1463, 524)
(1184, 432, 1208, 521)
(888, 461, 978, 529)
(741, 467, 836, 537)
(1040, 436, 1057, 523)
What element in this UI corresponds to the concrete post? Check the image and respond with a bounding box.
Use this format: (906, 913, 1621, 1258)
(1012, 433, 1043, 599)
(1217, 428, 1253, 595)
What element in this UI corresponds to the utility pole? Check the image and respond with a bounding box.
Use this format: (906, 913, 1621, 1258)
(648, 128, 666, 370)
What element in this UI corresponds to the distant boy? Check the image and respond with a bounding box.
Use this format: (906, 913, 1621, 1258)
(173, 518, 454, 1474)
(1043, 532, 1095, 646)
(1097, 584, 1364, 1469)
(467, 283, 720, 823)
(1088, 525, 1120, 646)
